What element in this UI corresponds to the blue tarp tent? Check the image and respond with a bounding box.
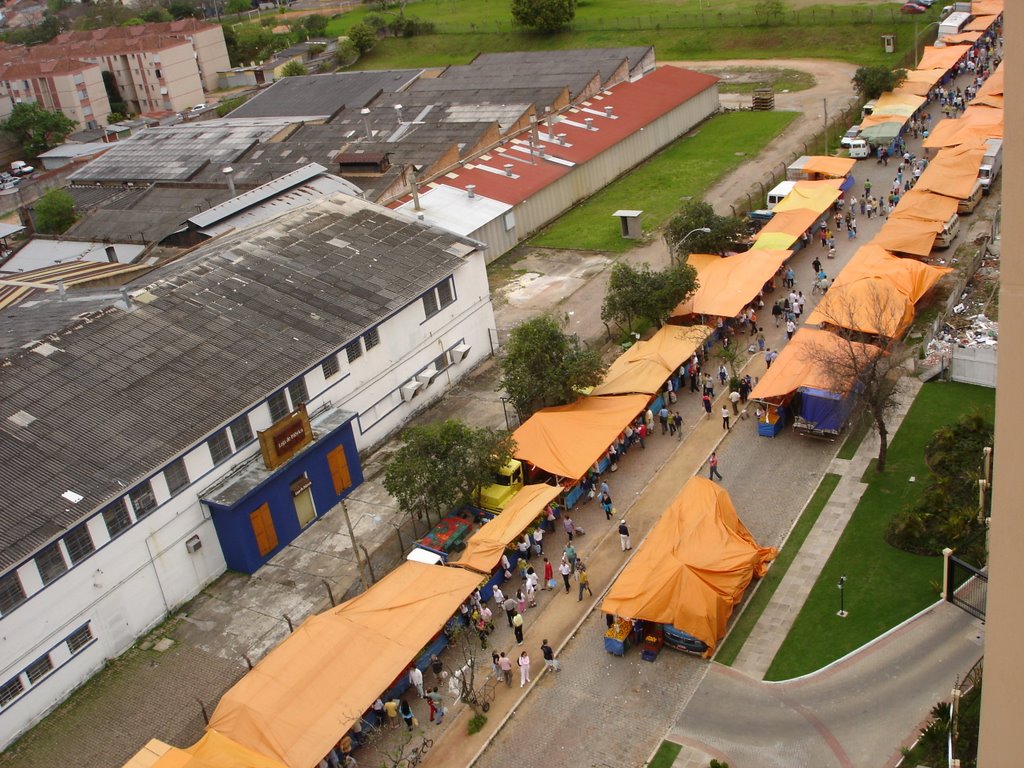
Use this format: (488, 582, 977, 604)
(795, 387, 856, 435)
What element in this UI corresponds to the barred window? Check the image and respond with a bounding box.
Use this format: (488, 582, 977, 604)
(35, 543, 67, 586)
(229, 415, 253, 448)
(66, 624, 93, 654)
(364, 327, 380, 350)
(129, 482, 157, 519)
(25, 655, 52, 684)
(164, 457, 189, 495)
(268, 391, 290, 422)
(422, 290, 439, 319)
(433, 352, 451, 372)
(0, 571, 26, 615)
(437, 278, 454, 308)
(288, 378, 309, 408)
(345, 339, 362, 364)
(103, 499, 132, 539)
(209, 429, 232, 464)
(64, 524, 95, 565)
(322, 355, 340, 379)
(0, 677, 23, 708)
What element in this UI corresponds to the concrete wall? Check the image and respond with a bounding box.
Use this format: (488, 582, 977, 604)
(950, 345, 997, 387)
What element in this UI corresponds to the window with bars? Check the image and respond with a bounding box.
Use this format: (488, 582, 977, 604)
(129, 482, 157, 519)
(66, 624, 93, 654)
(268, 391, 289, 422)
(364, 327, 380, 350)
(0, 677, 23, 708)
(103, 499, 132, 539)
(437, 278, 455, 308)
(422, 277, 456, 319)
(433, 351, 451, 372)
(229, 415, 253, 448)
(209, 429, 232, 464)
(422, 290, 439, 319)
(0, 571, 26, 615)
(288, 378, 309, 408)
(164, 457, 189, 495)
(25, 655, 52, 684)
(322, 355, 340, 379)
(345, 339, 362, 364)
(35, 543, 67, 586)
(64, 525, 94, 565)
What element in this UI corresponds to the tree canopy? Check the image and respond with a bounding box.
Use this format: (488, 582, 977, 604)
(1, 103, 76, 157)
(499, 315, 605, 421)
(852, 65, 907, 101)
(601, 261, 699, 335)
(665, 200, 746, 259)
(511, 0, 576, 33)
(34, 188, 76, 234)
(346, 23, 377, 54)
(280, 60, 308, 77)
(383, 420, 515, 529)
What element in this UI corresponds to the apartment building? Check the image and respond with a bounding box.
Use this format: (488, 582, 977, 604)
(0, 57, 110, 130)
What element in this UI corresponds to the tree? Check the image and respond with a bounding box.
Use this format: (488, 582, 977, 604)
(511, 0, 576, 33)
(34, 189, 76, 234)
(601, 261, 698, 335)
(302, 13, 328, 36)
(383, 420, 515, 529)
(346, 22, 377, 55)
(225, 0, 250, 15)
(852, 65, 907, 101)
(140, 6, 173, 22)
(499, 314, 605, 421)
(168, 1, 204, 20)
(753, 0, 787, 25)
(665, 200, 746, 260)
(801, 282, 909, 471)
(1, 103, 76, 157)
(280, 60, 308, 77)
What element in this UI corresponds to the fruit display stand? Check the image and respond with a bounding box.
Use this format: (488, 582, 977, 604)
(604, 618, 632, 656)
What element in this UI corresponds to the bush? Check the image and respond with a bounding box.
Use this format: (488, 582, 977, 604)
(334, 40, 358, 68)
(34, 189, 76, 234)
(346, 23, 376, 54)
(215, 95, 249, 117)
(467, 714, 487, 735)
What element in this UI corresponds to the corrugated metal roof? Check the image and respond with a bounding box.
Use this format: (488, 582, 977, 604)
(188, 163, 326, 228)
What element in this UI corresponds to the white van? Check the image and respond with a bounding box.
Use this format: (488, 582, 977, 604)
(848, 139, 871, 159)
(861, 99, 878, 119)
(766, 180, 796, 209)
(934, 212, 960, 249)
(957, 180, 983, 215)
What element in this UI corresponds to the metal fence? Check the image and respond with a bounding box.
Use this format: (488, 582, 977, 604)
(946, 555, 988, 621)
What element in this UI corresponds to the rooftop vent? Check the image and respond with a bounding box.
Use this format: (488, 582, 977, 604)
(504, 164, 514, 177)
(556, 133, 567, 145)
(466, 185, 476, 199)
(585, 117, 595, 131)
(8, 410, 36, 427)
(604, 106, 614, 117)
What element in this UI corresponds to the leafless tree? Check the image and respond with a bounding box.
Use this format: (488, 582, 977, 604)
(801, 281, 910, 471)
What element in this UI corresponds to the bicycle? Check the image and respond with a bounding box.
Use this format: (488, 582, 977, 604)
(405, 737, 433, 767)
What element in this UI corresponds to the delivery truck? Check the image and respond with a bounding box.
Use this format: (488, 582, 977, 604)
(978, 138, 1002, 193)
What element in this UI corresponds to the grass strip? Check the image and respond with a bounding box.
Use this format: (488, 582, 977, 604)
(715, 473, 841, 667)
(765, 382, 996, 681)
(648, 740, 683, 768)
(836, 415, 871, 460)
(525, 111, 797, 253)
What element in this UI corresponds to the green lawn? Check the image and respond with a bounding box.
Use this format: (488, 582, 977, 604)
(322, 1, 929, 70)
(648, 740, 683, 768)
(715, 473, 841, 667)
(525, 111, 797, 253)
(765, 382, 996, 681)
(836, 413, 871, 460)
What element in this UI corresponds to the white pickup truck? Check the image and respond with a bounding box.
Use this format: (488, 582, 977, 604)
(10, 160, 34, 176)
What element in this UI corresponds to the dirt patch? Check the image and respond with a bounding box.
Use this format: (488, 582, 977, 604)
(702, 66, 816, 94)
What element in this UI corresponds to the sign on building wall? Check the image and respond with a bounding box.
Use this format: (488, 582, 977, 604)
(258, 404, 313, 469)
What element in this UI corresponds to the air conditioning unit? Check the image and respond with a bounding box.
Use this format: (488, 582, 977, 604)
(416, 367, 440, 386)
(400, 380, 422, 402)
(185, 535, 202, 553)
(451, 343, 471, 363)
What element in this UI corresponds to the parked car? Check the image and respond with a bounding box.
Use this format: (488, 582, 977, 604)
(901, 1, 928, 12)
(190, 103, 207, 112)
(10, 160, 34, 176)
(840, 125, 861, 149)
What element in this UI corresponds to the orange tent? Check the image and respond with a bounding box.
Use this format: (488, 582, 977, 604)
(939, 30, 983, 45)
(796, 156, 856, 178)
(826, 243, 952, 300)
(752, 208, 820, 250)
(871, 216, 944, 258)
(673, 250, 791, 319)
(915, 142, 988, 199)
(917, 45, 969, 73)
(891, 188, 960, 220)
(965, 14, 998, 32)
(123, 734, 291, 768)
(207, 562, 482, 768)
(749, 328, 880, 402)
(924, 108, 1003, 149)
(600, 477, 775, 655)
(591, 324, 710, 396)
(454, 483, 561, 574)
(512, 394, 649, 479)
(771, 179, 843, 213)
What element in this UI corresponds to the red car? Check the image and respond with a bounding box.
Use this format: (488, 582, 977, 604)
(901, 2, 928, 12)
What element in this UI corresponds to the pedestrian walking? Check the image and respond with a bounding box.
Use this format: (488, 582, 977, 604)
(563, 514, 575, 541)
(618, 519, 631, 551)
(812, 256, 821, 274)
(702, 393, 712, 418)
(672, 411, 683, 439)
(516, 589, 526, 615)
(497, 654, 513, 687)
(430, 654, 444, 684)
(399, 698, 414, 731)
(786, 319, 796, 340)
(729, 389, 740, 415)
(526, 579, 537, 607)
(383, 698, 401, 729)
(518, 651, 531, 687)
(409, 665, 424, 698)
(532, 526, 544, 556)
(491, 585, 505, 610)
(718, 365, 728, 386)
(764, 347, 773, 369)
(600, 491, 613, 520)
(658, 405, 670, 435)
(576, 564, 593, 601)
(543, 557, 554, 590)
(503, 595, 517, 627)
(512, 611, 524, 645)
(709, 451, 723, 481)
(721, 405, 730, 430)
(564, 542, 577, 569)
(772, 301, 782, 326)
(559, 556, 572, 593)
(541, 639, 561, 672)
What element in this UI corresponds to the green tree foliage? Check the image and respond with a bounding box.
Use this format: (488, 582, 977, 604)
(224, 23, 281, 66)
(302, 13, 328, 36)
(168, 1, 204, 20)
(499, 315, 605, 420)
(1, 103, 76, 157)
(346, 22, 377, 55)
(225, 0, 251, 15)
(753, 0, 787, 25)
(215, 95, 249, 117)
(383, 420, 515, 529)
(2, 12, 63, 45)
(334, 40, 358, 68)
(280, 60, 308, 77)
(511, 0, 576, 33)
(852, 65, 907, 101)
(665, 200, 746, 259)
(34, 189, 76, 234)
(72, 0, 137, 29)
(140, 6, 173, 22)
(601, 261, 698, 335)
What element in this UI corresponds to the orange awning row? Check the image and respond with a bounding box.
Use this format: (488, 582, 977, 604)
(591, 324, 710, 397)
(673, 250, 792, 319)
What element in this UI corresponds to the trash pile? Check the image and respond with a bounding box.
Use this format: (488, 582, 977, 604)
(921, 250, 999, 367)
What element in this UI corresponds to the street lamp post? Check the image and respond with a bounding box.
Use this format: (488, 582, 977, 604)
(915, 20, 941, 67)
(837, 574, 848, 618)
(670, 226, 712, 265)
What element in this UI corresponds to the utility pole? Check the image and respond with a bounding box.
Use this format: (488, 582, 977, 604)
(823, 98, 829, 155)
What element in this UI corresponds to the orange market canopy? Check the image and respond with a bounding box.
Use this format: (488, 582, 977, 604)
(207, 562, 481, 768)
(924, 107, 1003, 149)
(965, 14, 998, 32)
(600, 477, 775, 654)
(512, 394, 649, 479)
(749, 328, 880, 402)
(873, 215, 944, 258)
(123, 734, 290, 768)
(771, 179, 843, 213)
(591, 324, 710, 396)
(939, 30, 983, 45)
(867, 91, 927, 119)
(915, 142, 988, 199)
(454, 483, 561, 574)
(752, 208, 820, 250)
(672, 250, 791, 319)
(917, 45, 969, 73)
(891, 188, 960, 220)
(797, 156, 856, 178)
(827, 243, 952, 300)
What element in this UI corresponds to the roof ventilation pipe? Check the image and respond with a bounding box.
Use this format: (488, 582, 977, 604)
(360, 107, 372, 137)
(393, 104, 403, 124)
(556, 133, 567, 145)
(467, 184, 476, 199)
(104, 245, 117, 262)
(222, 166, 235, 196)
(504, 164, 514, 177)
(604, 106, 614, 117)
(585, 117, 595, 131)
